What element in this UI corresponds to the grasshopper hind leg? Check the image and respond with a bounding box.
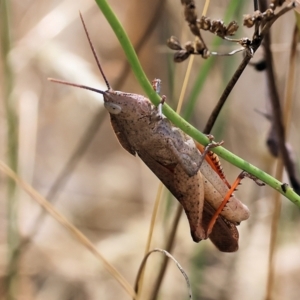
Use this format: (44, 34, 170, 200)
(203, 201, 239, 252)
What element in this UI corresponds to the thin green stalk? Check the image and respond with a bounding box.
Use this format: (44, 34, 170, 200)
(95, 0, 300, 206)
(1, 0, 19, 298)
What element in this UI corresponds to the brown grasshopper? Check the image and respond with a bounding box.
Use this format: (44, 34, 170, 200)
(49, 14, 250, 252)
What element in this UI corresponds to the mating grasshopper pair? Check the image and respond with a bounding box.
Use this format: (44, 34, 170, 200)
(49, 14, 252, 252)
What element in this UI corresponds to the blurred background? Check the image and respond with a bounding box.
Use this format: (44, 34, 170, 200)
(0, 0, 300, 299)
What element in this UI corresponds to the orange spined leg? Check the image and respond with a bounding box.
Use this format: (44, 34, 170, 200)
(206, 171, 246, 237)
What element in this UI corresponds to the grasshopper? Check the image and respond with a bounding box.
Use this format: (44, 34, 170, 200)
(49, 14, 250, 252)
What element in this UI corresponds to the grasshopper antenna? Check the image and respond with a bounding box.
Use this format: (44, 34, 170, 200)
(47, 78, 105, 95)
(79, 12, 111, 90)
(48, 12, 110, 95)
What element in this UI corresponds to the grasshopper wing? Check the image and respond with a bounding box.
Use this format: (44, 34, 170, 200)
(110, 115, 136, 155)
(137, 148, 206, 242)
(139, 148, 239, 251)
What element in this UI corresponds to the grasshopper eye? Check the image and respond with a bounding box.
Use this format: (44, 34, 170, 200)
(104, 102, 122, 114)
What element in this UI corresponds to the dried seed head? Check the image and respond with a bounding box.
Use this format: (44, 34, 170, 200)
(174, 50, 190, 62)
(252, 10, 263, 21)
(263, 8, 274, 20)
(167, 36, 182, 50)
(195, 38, 205, 53)
(226, 21, 239, 36)
(243, 14, 255, 27)
(199, 16, 211, 31)
(211, 20, 226, 35)
(184, 41, 195, 53)
(243, 10, 268, 28)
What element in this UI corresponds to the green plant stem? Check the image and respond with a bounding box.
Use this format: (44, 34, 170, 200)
(1, 0, 19, 299)
(95, 0, 300, 206)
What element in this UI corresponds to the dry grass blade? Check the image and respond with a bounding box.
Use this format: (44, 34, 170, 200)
(135, 183, 163, 299)
(0, 160, 136, 299)
(283, 24, 299, 134)
(135, 248, 193, 300)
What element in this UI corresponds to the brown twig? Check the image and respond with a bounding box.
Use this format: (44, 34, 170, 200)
(259, 0, 300, 194)
(203, 51, 255, 134)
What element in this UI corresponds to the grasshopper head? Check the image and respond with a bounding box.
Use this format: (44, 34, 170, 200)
(103, 89, 152, 119)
